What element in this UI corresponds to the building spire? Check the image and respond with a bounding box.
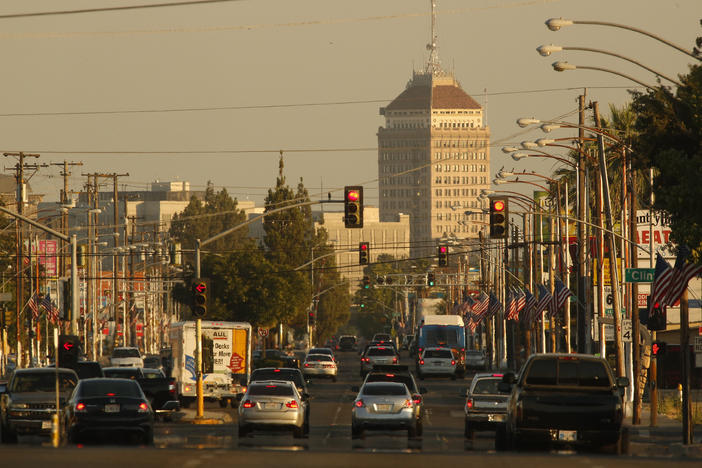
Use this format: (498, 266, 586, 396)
(426, 0, 443, 75)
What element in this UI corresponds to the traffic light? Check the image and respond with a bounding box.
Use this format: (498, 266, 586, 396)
(77, 245, 86, 267)
(427, 272, 435, 287)
(489, 196, 509, 239)
(652, 341, 667, 356)
(344, 186, 364, 228)
(362, 275, 371, 289)
(308, 311, 315, 326)
(647, 298, 666, 331)
(192, 278, 208, 318)
(58, 334, 81, 368)
(359, 242, 369, 265)
(438, 245, 448, 267)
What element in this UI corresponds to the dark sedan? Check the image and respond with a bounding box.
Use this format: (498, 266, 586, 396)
(65, 378, 154, 445)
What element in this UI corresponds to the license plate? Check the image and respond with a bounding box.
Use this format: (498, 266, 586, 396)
(41, 420, 52, 429)
(104, 404, 120, 413)
(376, 404, 392, 412)
(558, 430, 577, 441)
(433, 361, 443, 365)
(488, 414, 505, 422)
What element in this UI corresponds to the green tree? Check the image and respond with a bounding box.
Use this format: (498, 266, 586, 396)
(630, 62, 702, 257)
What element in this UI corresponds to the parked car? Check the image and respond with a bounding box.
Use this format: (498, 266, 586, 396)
(238, 380, 309, 438)
(0, 367, 78, 443)
(497, 353, 630, 454)
(464, 372, 510, 442)
(64, 378, 155, 445)
(110, 347, 144, 368)
(101, 367, 179, 416)
(351, 382, 419, 440)
(302, 354, 338, 382)
(417, 347, 457, 380)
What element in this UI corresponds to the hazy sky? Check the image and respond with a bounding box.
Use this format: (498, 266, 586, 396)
(1, 0, 699, 207)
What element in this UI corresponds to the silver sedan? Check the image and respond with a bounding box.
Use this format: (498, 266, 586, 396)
(302, 354, 338, 382)
(237, 381, 308, 438)
(351, 382, 418, 439)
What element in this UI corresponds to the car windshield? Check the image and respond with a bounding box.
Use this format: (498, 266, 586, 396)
(104, 369, 140, 379)
(525, 358, 612, 387)
(248, 384, 294, 396)
(373, 334, 391, 341)
(79, 379, 143, 398)
(309, 349, 331, 355)
(472, 378, 505, 394)
(367, 348, 395, 356)
(306, 355, 333, 362)
(423, 349, 453, 358)
(339, 337, 355, 345)
(11, 372, 77, 393)
(365, 374, 416, 393)
(251, 369, 304, 388)
(362, 383, 407, 396)
(112, 348, 140, 358)
(142, 369, 165, 379)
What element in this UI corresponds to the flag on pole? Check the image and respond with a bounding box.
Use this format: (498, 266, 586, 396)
(524, 288, 538, 323)
(664, 246, 702, 307)
(649, 253, 674, 314)
(487, 293, 502, 319)
(515, 287, 526, 314)
(535, 284, 553, 318)
(553, 279, 573, 310)
(506, 290, 517, 320)
(472, 291, 490, 318)
(27, 292, 40, 320)
(40, 293, 51, 312)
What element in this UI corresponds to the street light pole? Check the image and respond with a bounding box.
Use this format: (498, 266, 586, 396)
(576, 93, 591, 354)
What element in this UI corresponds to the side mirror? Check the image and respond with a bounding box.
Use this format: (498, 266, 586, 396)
(616, 376, 630, 388)
(419, 387, 428, 394)
(351, 385, 359, 393)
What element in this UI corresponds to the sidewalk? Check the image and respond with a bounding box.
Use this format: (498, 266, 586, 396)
(625, 404, 702, 458)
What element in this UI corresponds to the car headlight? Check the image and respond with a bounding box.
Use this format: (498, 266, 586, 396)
(10, 403, 29, 409)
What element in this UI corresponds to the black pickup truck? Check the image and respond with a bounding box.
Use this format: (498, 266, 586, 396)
(102, 367, 179, 417)
(497, 353, 629, 454)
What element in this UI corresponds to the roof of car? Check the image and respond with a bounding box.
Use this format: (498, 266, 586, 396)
(249, 380, 295, 387)
(309, 347, 333, 352)
(253, 367, 302, 373)
(472, 372, 506, 380)
(17, 367, 76, 374)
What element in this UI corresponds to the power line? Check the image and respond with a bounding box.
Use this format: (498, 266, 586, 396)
(0, 0, 245, 20)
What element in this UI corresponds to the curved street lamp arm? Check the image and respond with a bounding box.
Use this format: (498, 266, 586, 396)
(560, 63, 656, 90)
(498, 178, 551, 193)
(559, 46, 683, 86)
(573, 20, 701, 61)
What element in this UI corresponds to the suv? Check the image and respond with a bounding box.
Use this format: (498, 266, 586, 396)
(1, 367, 78, 442)
(337, 335, 357, 351)
(110, 347, 144, 368)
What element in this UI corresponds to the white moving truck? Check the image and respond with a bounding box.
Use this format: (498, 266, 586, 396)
(168, 321, 252, 408)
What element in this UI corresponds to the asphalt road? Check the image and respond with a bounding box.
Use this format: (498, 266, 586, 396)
(2, 349, 698, 467)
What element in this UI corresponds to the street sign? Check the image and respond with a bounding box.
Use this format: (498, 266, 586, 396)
(258, 328, 269, 338)
(622, 319, 632, 342)
(694, 336, 702, 353)
(625, 268, 655, 283)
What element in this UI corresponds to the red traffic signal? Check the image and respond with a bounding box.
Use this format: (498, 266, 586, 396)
(489, 196, 509, 239)
(344, 186, 364, 228)
(438, 245, 448, 267)
(652, 341, 666, 355)
(359, 242, 369, 265)
(192, 278, 208, 318)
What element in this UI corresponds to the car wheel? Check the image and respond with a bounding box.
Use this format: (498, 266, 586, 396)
(464, 420, 474, 440)
(238, 425, 250, 438)
(179, 397, 191, 409)
(292, 425, 305, 439)
(219, 399, 228, 408)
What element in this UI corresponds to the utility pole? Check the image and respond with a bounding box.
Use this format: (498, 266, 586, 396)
(50, 161, 83, 279)
(4, 152, 43, 367)
(576, 93, 591, 354)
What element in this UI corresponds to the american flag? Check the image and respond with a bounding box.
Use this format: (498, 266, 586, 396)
(535, 284, 553, 318)
(487, 293, 502, 319)
(27, 292, 40, 320)
(41, 293, 60, 324)
(665, 246, 702, 307)
(553, 279, 573, 312)
(515, 287, 527, 315)
(649, 253, 674, 314)
(524, 288, 538, 323)
(506, 290, 517, 320)
(472, 291, 490, 318)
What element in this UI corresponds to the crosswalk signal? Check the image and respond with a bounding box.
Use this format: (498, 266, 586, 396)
(192, 279, 208, 318)
(438, 245, 448, 267)
(344, 186, 364, 228)
(652, 341, 666, 356)
(308, 311, 315, 326)
(359, 242, 369, 265)
(489, 197, 509, 239)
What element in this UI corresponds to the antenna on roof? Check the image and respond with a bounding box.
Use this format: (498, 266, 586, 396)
(426, 0, 443, 75)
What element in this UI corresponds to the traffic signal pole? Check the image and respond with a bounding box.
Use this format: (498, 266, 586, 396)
(194, 239, 204, 420)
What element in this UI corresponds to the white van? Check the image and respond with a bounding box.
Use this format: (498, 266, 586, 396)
(110, 347, 144, 367)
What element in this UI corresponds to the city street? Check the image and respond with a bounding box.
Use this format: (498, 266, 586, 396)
(3, 351, 700, 466)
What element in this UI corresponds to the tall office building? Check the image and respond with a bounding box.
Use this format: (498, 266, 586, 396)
(377, 1, 490, 258)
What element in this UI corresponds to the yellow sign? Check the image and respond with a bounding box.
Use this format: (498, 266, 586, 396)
(593, 258, 623, 286)
(230, 328, 248, 374)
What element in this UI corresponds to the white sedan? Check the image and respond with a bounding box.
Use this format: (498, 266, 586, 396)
(417, 347, 457, 380)
(302, 354, 338, 382)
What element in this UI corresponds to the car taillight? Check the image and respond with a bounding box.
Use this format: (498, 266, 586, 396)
(242, 400, 254, 408)
(355, 400, 364, 408)
(285, 400, 299, 409)
(412, 395, 422, 405)
(451, 360, 456, 366)
(75, 402, 86, 412)
(362, 357, 370, 363)
(138, 402, 149, 413)
(304, 363, 311, 367)
(168, 383, 176, 393)
(466, 399, 473, 409)
(419, 359, 424, 365)
(418, 347, 423, 353)
(403, 399, 412, 408)
(392, 357, 398, 363)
